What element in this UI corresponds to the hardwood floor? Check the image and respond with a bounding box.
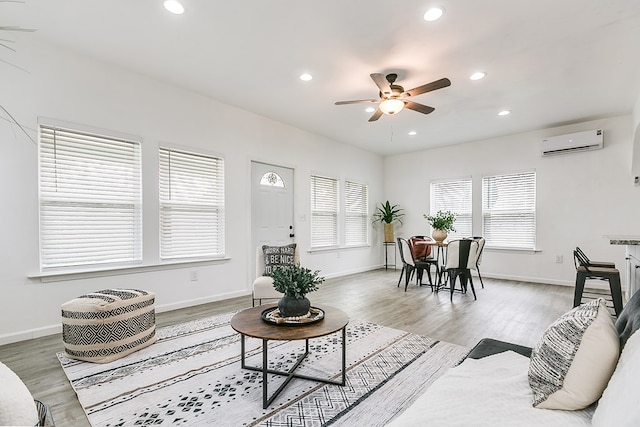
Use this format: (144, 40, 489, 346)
(0, 268, 574, 426)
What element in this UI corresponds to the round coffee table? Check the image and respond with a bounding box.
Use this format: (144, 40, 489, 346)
(230, 304, 349, 408)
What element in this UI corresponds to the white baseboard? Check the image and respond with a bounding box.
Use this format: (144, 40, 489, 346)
(0, 324, 62, 346)
(154, 290, 250, 313)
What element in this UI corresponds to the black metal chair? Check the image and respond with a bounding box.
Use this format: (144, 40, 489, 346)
(443, 238, 479, 301)
(397, 237, 434, 291)
(408, 235, 438, 289)
(470, 236, 486, 288)
(573, 249, 623, 317)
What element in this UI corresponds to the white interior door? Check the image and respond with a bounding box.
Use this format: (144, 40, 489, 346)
(251, 162, 295, 279)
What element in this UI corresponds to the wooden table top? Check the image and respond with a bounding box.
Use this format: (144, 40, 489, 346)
(230, 304, 349, 341)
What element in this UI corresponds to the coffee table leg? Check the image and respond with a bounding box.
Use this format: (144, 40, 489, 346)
(341, 327, 346, 385)
(240, 334, 246, 368)
(262, 338, 268, 408)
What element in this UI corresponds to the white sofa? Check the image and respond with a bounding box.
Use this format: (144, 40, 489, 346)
(0, 361, 54, 426)
(388, 290, 640, 426)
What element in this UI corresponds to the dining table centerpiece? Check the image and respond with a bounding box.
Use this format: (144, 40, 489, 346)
(424, 210, 456, 243)
(372, 200, 405, 243)
(271, 264, 325, 317)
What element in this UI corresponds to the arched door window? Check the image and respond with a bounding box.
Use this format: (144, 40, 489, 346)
(259, 171, 285, 188)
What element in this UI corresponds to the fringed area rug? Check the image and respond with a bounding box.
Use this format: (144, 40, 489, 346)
(58, 311, 469, 426)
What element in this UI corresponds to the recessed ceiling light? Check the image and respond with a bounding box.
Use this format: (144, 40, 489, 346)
(424, 7, 444, 21)
(498, 110, 511, 116)
(365, 107, 376, 113)
(164, 0, 185, 14)
(408, 131, 417, 136)
(299, 73, 313, 81)
(470, 71, 487, 81)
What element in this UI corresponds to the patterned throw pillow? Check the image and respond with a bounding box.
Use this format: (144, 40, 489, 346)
(262, 243, 297, 276)
(528, 298, 619, 410)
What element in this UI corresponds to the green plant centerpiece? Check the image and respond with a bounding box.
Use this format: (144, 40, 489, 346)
(423, 210, 457, 242)
(372, 201, 405, 243)
(271, 264, 325, 318)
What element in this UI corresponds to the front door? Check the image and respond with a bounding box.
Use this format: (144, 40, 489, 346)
(251, 162, 295, 279)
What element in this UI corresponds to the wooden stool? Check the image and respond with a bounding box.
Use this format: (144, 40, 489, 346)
(574, 266, 623, 317)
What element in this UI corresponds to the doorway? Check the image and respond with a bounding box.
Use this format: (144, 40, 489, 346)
(251, 162, 295, 279)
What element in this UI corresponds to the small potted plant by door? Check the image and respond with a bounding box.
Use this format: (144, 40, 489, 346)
(271, 264, 325, 317)
(424, 210, 456, 243)
(372, 201, 405, 243)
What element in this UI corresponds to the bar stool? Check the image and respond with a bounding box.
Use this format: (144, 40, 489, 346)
(573, 250, 623, 317)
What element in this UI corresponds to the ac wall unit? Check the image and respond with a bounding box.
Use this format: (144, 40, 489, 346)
(541, 129, 604, 157)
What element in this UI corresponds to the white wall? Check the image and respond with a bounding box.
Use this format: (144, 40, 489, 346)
(385, 115, 640, 286)
(0, 40, 384, 344)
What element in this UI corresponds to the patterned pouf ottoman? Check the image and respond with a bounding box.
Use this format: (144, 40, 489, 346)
(61, 289, 157, 363)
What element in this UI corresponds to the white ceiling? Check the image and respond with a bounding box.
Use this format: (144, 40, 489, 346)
(5, 0, 640, 155)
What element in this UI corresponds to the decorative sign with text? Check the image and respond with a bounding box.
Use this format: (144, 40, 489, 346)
(262, 243, 296, 275)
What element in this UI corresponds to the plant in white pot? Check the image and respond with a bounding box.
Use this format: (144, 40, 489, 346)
(271, 264, 325, 317)
(372, 201, 405, 243)
(424, 210, 456, 242)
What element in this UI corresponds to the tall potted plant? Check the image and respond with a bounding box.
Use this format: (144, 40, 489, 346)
(271, 264, 324, 317)
(424, 210, 456, 242)
(372, 201, 405, 243)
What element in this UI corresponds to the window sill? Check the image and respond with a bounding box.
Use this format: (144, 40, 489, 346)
(308, 244, 370, 254)
(485, 246, 541, 253)
(28, 257, 231, 283)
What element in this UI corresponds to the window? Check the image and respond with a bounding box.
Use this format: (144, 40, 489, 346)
(259, 171, 284, 188)
(430, 178, 472, 239)
(482, 171, 536, 249)
(310, 175, 338, 248)
(39, 124, 142, 269)
(344, 180, 368, 246)
(159, 148, 225, 259)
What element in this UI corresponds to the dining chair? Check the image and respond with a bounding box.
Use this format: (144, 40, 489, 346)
(408, 235, 438, 288)
(443, 238, 479, 301)
(397, 237, 434, 291)
(470, 236, 486, 288)
(572, 249, 622, 317)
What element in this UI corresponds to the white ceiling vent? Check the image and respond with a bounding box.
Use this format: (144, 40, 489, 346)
(541, 129, 604, 156)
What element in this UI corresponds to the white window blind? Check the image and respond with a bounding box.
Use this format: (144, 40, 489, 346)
(311, 175, 338, 248)
(430, 178, 472, 239)
(39, 124, 142, 269)
(345, 180, 368, 246)
(482, 171, 536, 249)
(159, 148, 225, 259)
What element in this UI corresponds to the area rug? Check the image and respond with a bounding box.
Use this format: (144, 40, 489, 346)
(58, 311, 469, 426)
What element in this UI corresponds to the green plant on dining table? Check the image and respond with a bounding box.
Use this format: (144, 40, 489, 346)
(424, 210, 457, 232)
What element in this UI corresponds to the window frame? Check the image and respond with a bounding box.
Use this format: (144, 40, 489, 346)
(38, 120, 142, 271)
(481, 170, 537, 250)
(429, 176, 473, 239)
(310, 174, 339, 249)
(344, 179, 369, 247)
(159, 146, 226, 261)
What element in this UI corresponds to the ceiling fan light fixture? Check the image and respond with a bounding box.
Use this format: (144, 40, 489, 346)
(164, 0, 185, 14)
(424, 7, 444, 22)
(379, 99, 405, 115)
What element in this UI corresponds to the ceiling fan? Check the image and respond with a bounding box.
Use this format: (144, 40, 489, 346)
(335, 73, 451, 122)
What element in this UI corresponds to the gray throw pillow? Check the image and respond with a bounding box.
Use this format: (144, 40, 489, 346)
(528, 298, 619, 410)
(262, 243, 296, 276)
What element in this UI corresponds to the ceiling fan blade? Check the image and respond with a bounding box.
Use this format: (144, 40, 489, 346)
(370, 73, 392, 96)
(403, 78, 451, 97)
(368, 109, 384, 122)
(335, 99, 380, 105)
(405, 101, 435, 115)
